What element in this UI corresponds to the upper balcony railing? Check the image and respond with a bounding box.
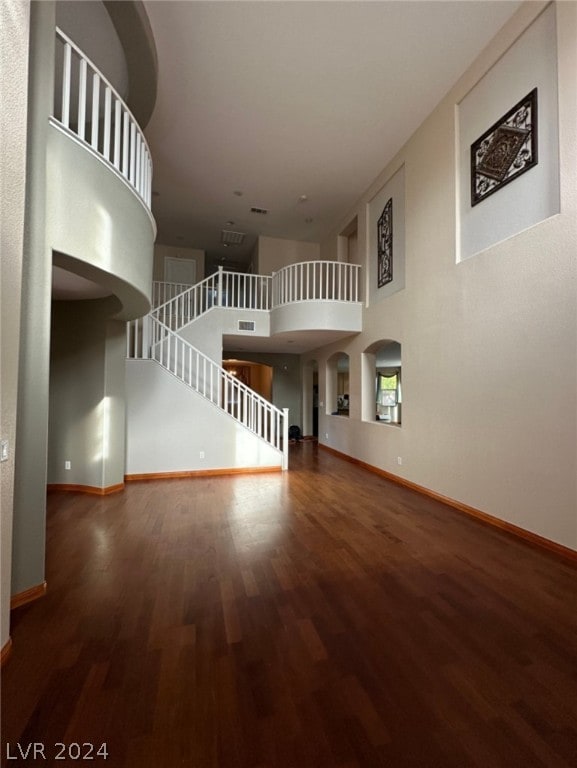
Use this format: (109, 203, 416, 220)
(272, 261, 361, 306)
(149, 262, 361, 334)
(52, 27, 153, 210)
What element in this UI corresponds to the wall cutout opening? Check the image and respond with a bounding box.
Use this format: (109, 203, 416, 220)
(362, 340, 401, 425)
(326, 352, 349, 417)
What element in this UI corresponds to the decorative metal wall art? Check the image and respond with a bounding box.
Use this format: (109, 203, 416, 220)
(377, 198, 393, 287)
(471, 88, 538, 206)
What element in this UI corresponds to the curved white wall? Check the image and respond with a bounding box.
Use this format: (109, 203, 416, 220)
(47, 125, 155, 319)
(270, 301, 362, 336)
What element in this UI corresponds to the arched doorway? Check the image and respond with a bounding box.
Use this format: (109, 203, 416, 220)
(222, 359, 273, 402)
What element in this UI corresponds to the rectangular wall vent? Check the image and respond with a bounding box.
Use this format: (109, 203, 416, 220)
(250, 207, 268, 215)
(238, 320, 256, 332)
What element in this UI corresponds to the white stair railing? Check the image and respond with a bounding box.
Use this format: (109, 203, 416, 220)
(152, 268, 272, 332)
(272, 261, 361, 306)
(52, 27, 153, 210)
(152, 281, 194, 308)
(150, 262, 360, 335)
(126, 316, 289, 469)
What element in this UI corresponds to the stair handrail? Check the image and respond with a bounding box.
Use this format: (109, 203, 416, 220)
(149, 263, 361, 335)
(151, 268, 273, 332)
(151, 272, 221, 330)
(127, 315, 288, 469)
(152, 281, 195, 308)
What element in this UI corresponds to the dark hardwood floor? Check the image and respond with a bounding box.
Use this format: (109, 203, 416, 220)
(2, 442, 577, 767)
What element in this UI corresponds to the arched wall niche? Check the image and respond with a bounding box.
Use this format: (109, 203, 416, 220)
(362, 339, 402, 425)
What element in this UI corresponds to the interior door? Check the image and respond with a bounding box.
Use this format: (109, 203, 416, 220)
(164, 257, 196, 286)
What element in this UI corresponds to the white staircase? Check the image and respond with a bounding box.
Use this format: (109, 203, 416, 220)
(126, 262, 362, 474)
(151, 269, 271, 332)
(127, 312, 289, 469)
(149, 261, 360, 335)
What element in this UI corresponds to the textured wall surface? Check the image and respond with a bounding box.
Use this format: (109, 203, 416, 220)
(306, 2, 577, 550)
(0, 0, 30, 648)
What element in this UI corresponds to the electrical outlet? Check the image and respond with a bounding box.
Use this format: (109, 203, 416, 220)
(199, 451, 205, 459)
(325, 433, 329, 439)
(0, 440, 8, 462)
(65, 460, 71, 470)
(397, 456, 403, 466)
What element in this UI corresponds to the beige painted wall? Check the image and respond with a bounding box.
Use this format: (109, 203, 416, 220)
(306, 1, 577, 551)
(48, 300, 126, 490)
(11, 0, 55, 600)
(0, 0, 30, 652)
(256, 236, 320, 275)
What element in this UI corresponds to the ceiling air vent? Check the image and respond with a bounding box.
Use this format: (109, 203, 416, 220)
(221, 230, 245, 246)
(250, 207, 268, 215)
(238, 320, 255, 332)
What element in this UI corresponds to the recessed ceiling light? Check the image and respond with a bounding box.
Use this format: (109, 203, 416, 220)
(226, 220, 235, 226)
(298, 194, 308, 203)
(233, 190, 243, 197)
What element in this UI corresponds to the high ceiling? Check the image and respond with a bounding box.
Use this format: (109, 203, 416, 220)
(143, 0, 522, 272)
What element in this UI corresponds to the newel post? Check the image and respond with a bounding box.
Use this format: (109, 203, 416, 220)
(141, 316, 150, 359)
(217, 265, 223, 307)
(282, 407, 289, 470)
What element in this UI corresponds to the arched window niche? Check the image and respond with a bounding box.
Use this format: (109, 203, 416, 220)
(326, 352, 350, 417)
(362, 340, 401, 425)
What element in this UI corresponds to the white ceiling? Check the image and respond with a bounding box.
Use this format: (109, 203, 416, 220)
(143, 0, 522, 270)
